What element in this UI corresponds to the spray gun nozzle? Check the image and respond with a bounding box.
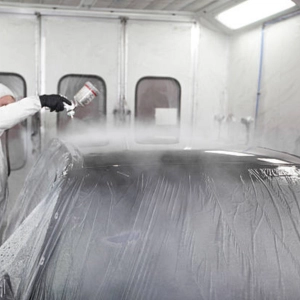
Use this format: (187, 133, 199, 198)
(64, 102, 76, 118)
(68, 110, 75, 118)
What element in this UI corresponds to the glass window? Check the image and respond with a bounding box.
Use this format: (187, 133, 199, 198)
(57, 74, 106, 135)
(135, 77, 181, 144)
(0, 73, 28, 171)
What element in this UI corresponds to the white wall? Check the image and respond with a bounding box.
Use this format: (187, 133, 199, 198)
(2, 10, 300, 155)
(126, 20, 195, 147)
(227, 14, 300, 153)
(194, 23, 230, 145)
(227, 27, 261, 145)
(0, 14, 39, 205)
(227, 28, 261, 118)
(39, 15, 231, 149)
(41, 16, 120, 142)
(259, 15, 300, 155)
(0, 14, 37, 95)
(0, 12, 230, 150)
(40, 17, 197, 148)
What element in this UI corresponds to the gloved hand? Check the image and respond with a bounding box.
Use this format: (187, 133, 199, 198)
(39, 94, 71, 112)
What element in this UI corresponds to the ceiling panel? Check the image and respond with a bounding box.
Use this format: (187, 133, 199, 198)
(0, 0, 20, 3)
(0, 0, 219, 12)
(22, 0, 42, 3)
(142, 0, 173, 11)
(106, 0, 133, 9)
(61, 0, 81, 6)
(182, 0, 218, 12)
(162, 0, 196, 11)
(0, 0, 298, 19)
(93, 0, 114, 7)
(41, 0, 65, 5)
(126, 0, 154, 10)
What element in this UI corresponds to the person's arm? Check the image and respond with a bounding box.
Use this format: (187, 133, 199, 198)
(0, 94, 71, 132)
(0, 96, 41, 131)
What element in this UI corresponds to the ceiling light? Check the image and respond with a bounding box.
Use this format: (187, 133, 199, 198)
(216, 0, 296, 30)
(205, 150, 254, 157)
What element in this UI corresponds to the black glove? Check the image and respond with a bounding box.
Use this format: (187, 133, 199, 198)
(39, 94, 71, 112)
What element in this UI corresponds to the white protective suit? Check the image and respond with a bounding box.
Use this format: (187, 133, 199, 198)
(0, 83, 41, 216)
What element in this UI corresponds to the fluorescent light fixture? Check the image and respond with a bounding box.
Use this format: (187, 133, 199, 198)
(216, 0, 296, 29)
(205, 150, 254, 157)
(257, 158, 290, 164)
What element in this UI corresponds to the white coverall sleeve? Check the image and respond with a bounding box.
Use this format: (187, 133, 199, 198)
(0, 96, 42, 132)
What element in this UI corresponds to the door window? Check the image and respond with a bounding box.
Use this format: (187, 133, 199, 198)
(57, 74, 106, 129)
(135, 77, 181, 144)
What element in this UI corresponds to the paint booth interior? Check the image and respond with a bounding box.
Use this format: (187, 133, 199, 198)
(1, 1, 300, 160)
(1, 0, 300, 299)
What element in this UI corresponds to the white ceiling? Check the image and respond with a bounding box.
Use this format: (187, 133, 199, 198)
(0, 0, 298, 19)
(0, 0, 299, 33)
(0, 0, 232, 13)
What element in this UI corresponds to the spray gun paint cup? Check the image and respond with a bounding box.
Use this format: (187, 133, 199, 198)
(64, 81, 100, 118)
(74, 81, 99, 106)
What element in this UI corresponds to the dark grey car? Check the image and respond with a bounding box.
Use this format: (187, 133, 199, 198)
(1, 139, 300, 300)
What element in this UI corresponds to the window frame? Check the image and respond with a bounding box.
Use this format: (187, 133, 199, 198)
(135, 76, 181, 120)
(57, 73, 107, 130)
(134, 76, 181, 144)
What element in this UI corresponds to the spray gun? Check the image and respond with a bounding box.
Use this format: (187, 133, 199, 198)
(64, 81, 100, 118)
